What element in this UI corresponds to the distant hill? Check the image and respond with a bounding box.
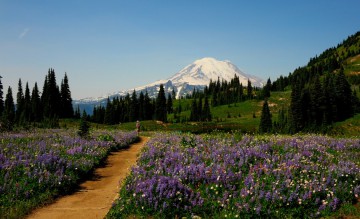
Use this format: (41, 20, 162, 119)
(271, 31, 360, 133)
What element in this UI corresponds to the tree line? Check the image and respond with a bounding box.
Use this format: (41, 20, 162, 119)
(0, 69, 73, 130)
(90, 84, 171, 124)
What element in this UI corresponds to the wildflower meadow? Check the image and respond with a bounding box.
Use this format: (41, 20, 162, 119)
(108, 133, 360, 218)
(0, 129, 138, 218)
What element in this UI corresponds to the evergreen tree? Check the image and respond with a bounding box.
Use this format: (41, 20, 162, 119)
(259, 99, 272, 133)
(130, 90, 138, 122)
(334, 69, 353, 121)
(290, 83, 303, 132)
(23, 82, 31, 123)
(197, 97, 203, 121)
(172, 89, 176, 100)
(203, 96, 212, 121)
(247, 79, 253, 99)
(309, 75, 323, 126)
(60, 73, 74, 118)
(155, 84, 167, 122)
(0, 76, 3, 117)
(144, 91, 153, 120)
(3, 87, 15, 130)
(31, 83, 42, 122)
(42, 68, 61, 118)
(138, 91, 145, 120)
(78, 110, 90, 138)
(190, 98, 198, 121)
(74, 105, 81, 119)
(104, 97, 115, 124)
(167, 93, 173, 114)
(15, 79, 24, 123)
(262, 78, 271, 99)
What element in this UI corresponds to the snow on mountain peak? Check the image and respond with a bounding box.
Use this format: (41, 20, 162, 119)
(169, 57, 263, 87)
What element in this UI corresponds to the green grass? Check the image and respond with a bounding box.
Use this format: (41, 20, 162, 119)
(61, 89, 360, 136)
(344, 54, 360, 76)
(329, 113, 360, 137)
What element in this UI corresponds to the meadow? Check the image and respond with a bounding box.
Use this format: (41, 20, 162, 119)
(0, 129, 138, 219)
(108, 132, 360, 218)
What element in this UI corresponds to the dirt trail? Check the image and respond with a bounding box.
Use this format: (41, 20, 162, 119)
(27, 136, 149, 219)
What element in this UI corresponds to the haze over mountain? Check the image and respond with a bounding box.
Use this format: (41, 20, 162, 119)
(74, 57, 264, 112)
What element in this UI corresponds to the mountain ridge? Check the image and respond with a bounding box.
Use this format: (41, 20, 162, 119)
(73, 57, 264, 115)
(74, 57, 263, 106)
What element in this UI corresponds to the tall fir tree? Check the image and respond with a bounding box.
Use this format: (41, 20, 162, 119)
(262, 78, 271, 99)
(23, 82, 31, 123)
(334, 69, 353, 121)
(144, 91, 153, 120)
(197, 97, 203, 121)
(190, 98, 198, 122)
(167, 93, 173, 114)
(138, 91, 145, 120)
(130, 90, 138, 122)
(78, 110, 90, 138)
(74, 105, 81, 119)
(247, 79, 253, 99)
(31, 82, 42, 122)
(290, 82, 303, 133)
(3, 87, 15, 130)
(155, 84, 167, 122)
(42, 68, 61, 118)
(60, 73, 74, 118)
(172, 89, 176, 100)
(104, 97, 115, 124)
(203, 96, 212, 121)
(15, 79, 24, 123)
(0, 76, 3, 117)
(259, 99, 272, 133)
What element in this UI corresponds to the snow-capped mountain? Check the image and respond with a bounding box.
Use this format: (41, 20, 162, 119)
(169, 57, 263, 97)
(74, 57, 264, 112)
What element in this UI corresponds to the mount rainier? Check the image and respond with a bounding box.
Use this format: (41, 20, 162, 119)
(74, 57, 264, 113)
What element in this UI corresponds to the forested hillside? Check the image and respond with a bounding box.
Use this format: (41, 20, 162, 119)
(272, 31, 360, 133)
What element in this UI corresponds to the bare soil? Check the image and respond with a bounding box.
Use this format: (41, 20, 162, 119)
(27, 136, 149, 219)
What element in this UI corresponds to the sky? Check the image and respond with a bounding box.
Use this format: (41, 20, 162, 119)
(0, 0, 359, 100)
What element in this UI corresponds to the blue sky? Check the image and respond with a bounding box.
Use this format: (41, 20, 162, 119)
(1, 0, 359, 100)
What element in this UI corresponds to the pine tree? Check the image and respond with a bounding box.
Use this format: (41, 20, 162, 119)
(138, 91, 145, 120)
(190, 98, 198, 121)
(262, 78, 271, 99)
(144, 91, 153, 120)
(60, 73, 74, 118)
(334, 69, 353, 121)
(197, 97, 203, 121)
(15, 79, 24, 123)
(155, 84, 167, 122)
(41, 75, 49, 116)
(309, 75, 323, 126)
(42, 68, 61, 118)
(3, 87, 15, 130)
(172, 89, 176, 100)
(104, 97, 115, 124)
(78, 110, 90, 138)
(203, 96, 212, 121)
(31, 83, 42, 122)
(247, 79, 253, 99)
(74, 105, 81, 119)
(23, 82, 31, 123)
(130, 90, 138, 122)
(167, 93, 173, 114)
(259, 99, 272, 133)
(290, 82, 303, 132)
(0, 76, 3, 117)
